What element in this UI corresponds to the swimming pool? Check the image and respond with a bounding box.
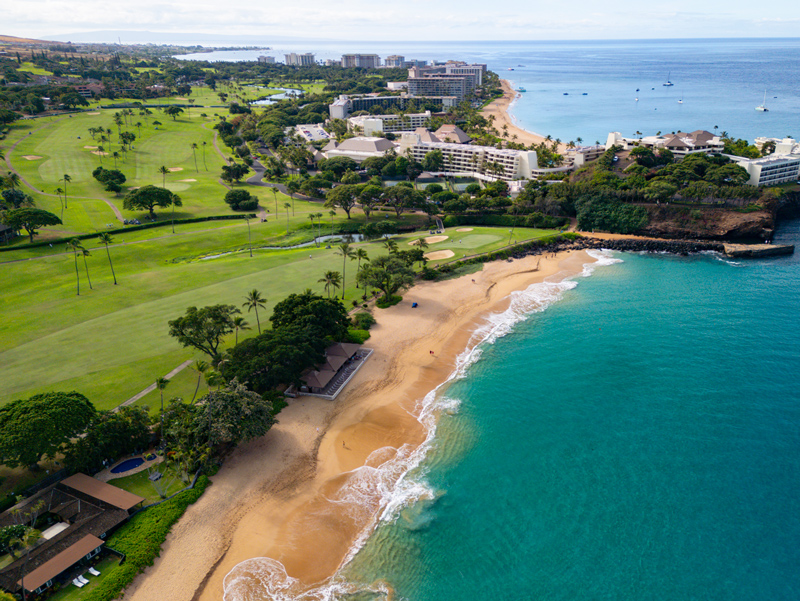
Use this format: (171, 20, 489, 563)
(110, 457, 144, 474)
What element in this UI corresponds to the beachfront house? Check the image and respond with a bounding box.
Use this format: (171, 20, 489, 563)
(0, 474, 144, 597)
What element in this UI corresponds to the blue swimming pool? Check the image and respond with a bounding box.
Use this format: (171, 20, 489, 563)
(110, 458, 144, 473)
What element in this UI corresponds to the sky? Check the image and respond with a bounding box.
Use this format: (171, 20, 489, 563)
(5, 0, 800, 43)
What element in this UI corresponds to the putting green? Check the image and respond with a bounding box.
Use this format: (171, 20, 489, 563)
(457, 234, 503, 249)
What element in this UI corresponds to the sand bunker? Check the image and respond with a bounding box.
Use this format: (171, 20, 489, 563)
(456, 228, 474, 232)
(178, 179, 197, 182)
(92, 150, 109, 156)
(86, 112, 101, 115)
(424, 250, 455, 260)
(22, 155, 43, 160)
(168, 167, 184, 172)
(83, 145, 98, 150)
(424, 235, 449, 244)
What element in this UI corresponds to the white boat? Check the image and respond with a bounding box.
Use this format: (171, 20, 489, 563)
(663, 71, 674, 87)
(678, 94, 683, 104)
(756, 90, 769, 112)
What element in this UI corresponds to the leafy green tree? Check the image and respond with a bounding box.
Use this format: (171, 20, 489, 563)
(97, 232, 118, 284)
(325, 184, 358, 219)
(242, 289, 266, 334)
(422, 149, 444, 171)
(0, 391, 96, 468)
(164, 106, 184, 120)
(168, 304, 240, 364)
(270, 290, 350, 341)
(356, 255, 415, 300)
(358, 185, 382, 221)
(224, 189, 258, 211)
(4, 208, 61, 242)
(123, 185, 181, 219)
(341, 170, 360, 185)
(62, 407, 151, 474)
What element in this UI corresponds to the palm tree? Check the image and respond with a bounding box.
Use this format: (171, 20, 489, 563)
(309, 214, 318, 246)
(190, 360, 209, 403)
(135, 121, 143, 138)
(81, 248, 93, 290)
(112, 151, 120, 168)
(270, 187, 278, 214)
(159, 165, 169, 188)
(354, 248, 369, 288)
(59, 174, 71, 209)
(318, 270, 342, 298)
(191, 143, 198, 172)
(65, 238, 84, 295)
(96, 146, 105, 164)
(382, 238, 399, 255)
(201, 141, 208, 170)
(283, 201, 291, 233)
(329, 210, 336, 236)
(336, 242, 356, 299)
(232, 316, 250, 344)
(155, 376, 169, 447)
(205, 369, 224, 390)
(54, 187, 64, 220)
(97, 232, 117, 284)
(415, 237, 429, 250)
(315, 212, 324, 241)
(242, 289, 266, 334)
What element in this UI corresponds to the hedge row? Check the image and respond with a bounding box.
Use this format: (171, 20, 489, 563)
(85, 476, 210, 601)
(0, 215, 256, 253)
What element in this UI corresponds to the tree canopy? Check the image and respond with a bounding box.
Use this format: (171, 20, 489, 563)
(270, 290, 350, 341)
(123, 185, 181, 218)
(324, 184, 359, 218)
(356, 255, 416, 300)
(168, 304, 240, 364)
(0, 392, 96, 468)
(2, 208, 62, 242)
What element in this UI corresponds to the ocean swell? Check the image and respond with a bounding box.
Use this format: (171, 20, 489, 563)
(222, 250, 620, 601)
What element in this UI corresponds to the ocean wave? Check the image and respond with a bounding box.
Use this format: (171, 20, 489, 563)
(223, 250, 619, 601)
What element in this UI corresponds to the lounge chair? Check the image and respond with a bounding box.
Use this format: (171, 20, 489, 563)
(88, 567, 101, 576)
(78, 575, 90, 585)
(72, 578, 85, 588)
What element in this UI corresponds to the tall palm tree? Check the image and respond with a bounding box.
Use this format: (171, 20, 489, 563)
(309, 214, 318, 246)
(270, 187, 278, 214)
(159, 165, 169, 188)
(354, 248, 369, 288)
(65, 238, 84, 295)
(135, 121, 142, 138)
(190, 360, 209, 403)
(112, 151, 120, 168)
(242, 289, 266, 334)
(336, 242, 356, 299)
(415, 237, 429, 250)
(232, 316, 250, 344)
(315, 212, 324, 241)
(283, 201, 291, 233)
(81, 248, 93, 290)
(96, 146, 105, 164)
(54, 187, 64, 220)
(318, 270, 342, 298)
(61, 173, 71, 209)
(156, 376, 169, 447)
(201, 141, 208, 170)
(97, 232, 117, 284)
(4, 172, 20, 190)
(191, 143, 199, 172)
(329, 210, 336, 236)
(383, 238, 399, 255)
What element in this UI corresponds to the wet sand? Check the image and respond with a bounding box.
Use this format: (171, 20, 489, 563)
(124, 250, 594, 601)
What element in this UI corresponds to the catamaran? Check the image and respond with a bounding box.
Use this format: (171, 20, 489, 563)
(663, 72, 674, 86)
(756, 90, 769, 112)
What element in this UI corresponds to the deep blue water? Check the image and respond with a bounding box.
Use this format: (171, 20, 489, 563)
(338, 220, 800, 600)
(177, 38, 800, 143)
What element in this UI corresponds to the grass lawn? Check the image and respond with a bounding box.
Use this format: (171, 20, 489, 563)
(107, 465, 186, 504)
(47, 556, 120, 601)
(18, 61, 53, 76)
(0, 220, 558, 409)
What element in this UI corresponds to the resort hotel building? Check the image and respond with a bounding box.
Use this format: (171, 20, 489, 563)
(284, 52, 316, 66)
(606, 130, 725, 157)
(397, 132, 539, 182)
(729, 140, 800, 186)
(329, 94, 458, 119)
(347, 111, 433, 135)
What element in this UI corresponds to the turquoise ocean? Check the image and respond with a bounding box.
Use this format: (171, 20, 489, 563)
(200, 39, 800, 600)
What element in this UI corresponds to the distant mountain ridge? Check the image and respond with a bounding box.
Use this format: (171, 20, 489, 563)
(44, 30, 330, 45)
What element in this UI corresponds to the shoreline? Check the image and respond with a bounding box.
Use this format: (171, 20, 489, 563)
(122, 249, 597, 601)
(481, 79, 568, 152)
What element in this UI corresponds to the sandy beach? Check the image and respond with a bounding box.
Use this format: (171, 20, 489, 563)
(124, 250, 595, 601)
(481, 79, 568, 152)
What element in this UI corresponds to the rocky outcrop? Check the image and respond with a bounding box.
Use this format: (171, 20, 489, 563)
(723, 244, 794, 258)
(640, 205, 774, 241)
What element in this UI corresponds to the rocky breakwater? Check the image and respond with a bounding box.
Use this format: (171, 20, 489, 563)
(509, 237, 724, 259)
(722, 243, 795, 258)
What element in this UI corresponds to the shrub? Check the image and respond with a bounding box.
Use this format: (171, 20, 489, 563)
(236, 198, 259, 211)
(85, 477, 210, 601)
(224, 189, 257, 211)
(351, 312, 376, 330)
(346, 329, 371, 344)
(376, 295, 402, 309)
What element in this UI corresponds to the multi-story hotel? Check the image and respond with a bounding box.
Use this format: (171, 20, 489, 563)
(284, 52, 315, 66)
(348, 111, 433, 135)
(398, 132, 539, 182)
(341, 54, 381, 68)
(329, 94, 458, 119)
(384, 55, 406, 68)
(730, 153, 800, 186)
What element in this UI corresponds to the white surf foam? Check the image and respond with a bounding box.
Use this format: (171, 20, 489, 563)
(222, 250, 620, 601)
